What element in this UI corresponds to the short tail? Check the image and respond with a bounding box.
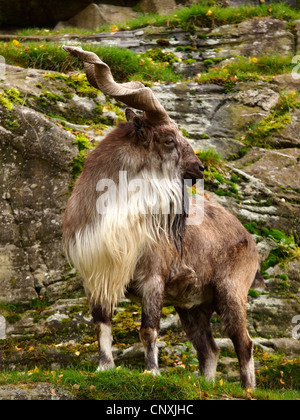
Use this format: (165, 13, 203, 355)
(251, 270, 266, 289)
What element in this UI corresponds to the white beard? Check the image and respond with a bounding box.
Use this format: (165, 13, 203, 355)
(65, 166, 184, 310)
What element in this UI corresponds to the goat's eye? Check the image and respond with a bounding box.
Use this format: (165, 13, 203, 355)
(165, 138, 174, 146)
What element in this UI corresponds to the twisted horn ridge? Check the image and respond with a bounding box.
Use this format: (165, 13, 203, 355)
(62, 45, 170, 124)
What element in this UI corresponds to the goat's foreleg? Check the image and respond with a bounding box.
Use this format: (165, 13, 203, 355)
(139, 275, 164, 375)
(91, 304, 115, 372)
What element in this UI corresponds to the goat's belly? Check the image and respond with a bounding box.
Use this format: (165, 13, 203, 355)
(164, 282, 213, 309)
(126, 281, 213, 310)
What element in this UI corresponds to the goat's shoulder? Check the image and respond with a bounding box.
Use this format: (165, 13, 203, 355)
(186, 198, 253, 249)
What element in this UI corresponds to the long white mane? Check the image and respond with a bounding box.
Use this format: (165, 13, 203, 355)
(66, 166, 184, 310)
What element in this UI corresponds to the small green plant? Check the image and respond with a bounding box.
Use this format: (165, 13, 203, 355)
(244, 91, 300, 147)
(0, 92, 14, 110)
(195, 148, 225, 175)
(72, 133, 93, 179)
(278, 280, 291, 290)
(4, 88, 24, 105)
(248, 289, 261, 297)
(143, 48, 180, 65)
(242, 223, 300, 272)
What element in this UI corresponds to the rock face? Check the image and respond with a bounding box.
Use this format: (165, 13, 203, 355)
(55, 3, 139, 31)
(0, 104, 78, 303)
(206, 18, 294, 59)
(0, 14, 299, 379)
(139, 0, 177, 14)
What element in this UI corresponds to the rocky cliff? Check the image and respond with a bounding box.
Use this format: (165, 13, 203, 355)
(0, 10, 299, 386)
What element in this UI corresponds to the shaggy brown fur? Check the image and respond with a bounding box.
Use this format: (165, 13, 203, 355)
(63, 112, 262, 389)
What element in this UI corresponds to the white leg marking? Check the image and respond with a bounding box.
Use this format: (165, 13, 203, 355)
(242, 354, 256, 389)
(204, 350, 219, 382)
(96, 323, 115, 372)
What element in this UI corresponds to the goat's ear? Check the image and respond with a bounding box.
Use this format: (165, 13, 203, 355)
(133, 116, 150, 143)
(125, 108, 138, 122)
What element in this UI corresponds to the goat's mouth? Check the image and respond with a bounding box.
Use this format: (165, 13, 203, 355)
(183, 168, 204, 185)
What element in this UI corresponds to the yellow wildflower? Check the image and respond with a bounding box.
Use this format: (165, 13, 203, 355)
(206, 10, 213, 16)
(12, 39, 21, 47)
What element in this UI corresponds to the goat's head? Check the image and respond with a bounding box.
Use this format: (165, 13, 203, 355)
(62, 45, 204, 185)
(123, 108, 204, 184)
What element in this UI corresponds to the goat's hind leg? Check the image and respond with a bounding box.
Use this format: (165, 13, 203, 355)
(217, 294, 255, 389)
(176, 305, 219, 382)
(91, 303, 115, 372)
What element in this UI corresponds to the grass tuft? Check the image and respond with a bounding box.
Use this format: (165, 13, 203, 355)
(0, 41, 181, 83)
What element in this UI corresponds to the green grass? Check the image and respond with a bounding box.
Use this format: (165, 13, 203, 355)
(244, 91, 300, 147)
(0, 365, 298, 400)
(255, 350, 300, 391)
(195, 148, 227, 179)
(243, 222, 300, 272)
(0, 41, 181, 83)
(15, 2, 300, 36)
(7, 42, 296, 89)
(196, 56, 295, 88)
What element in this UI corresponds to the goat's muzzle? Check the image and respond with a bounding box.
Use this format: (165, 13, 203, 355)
(184, 162, 205, 185)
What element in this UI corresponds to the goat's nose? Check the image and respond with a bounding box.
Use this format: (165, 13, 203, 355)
(199, 164, 205, 172)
